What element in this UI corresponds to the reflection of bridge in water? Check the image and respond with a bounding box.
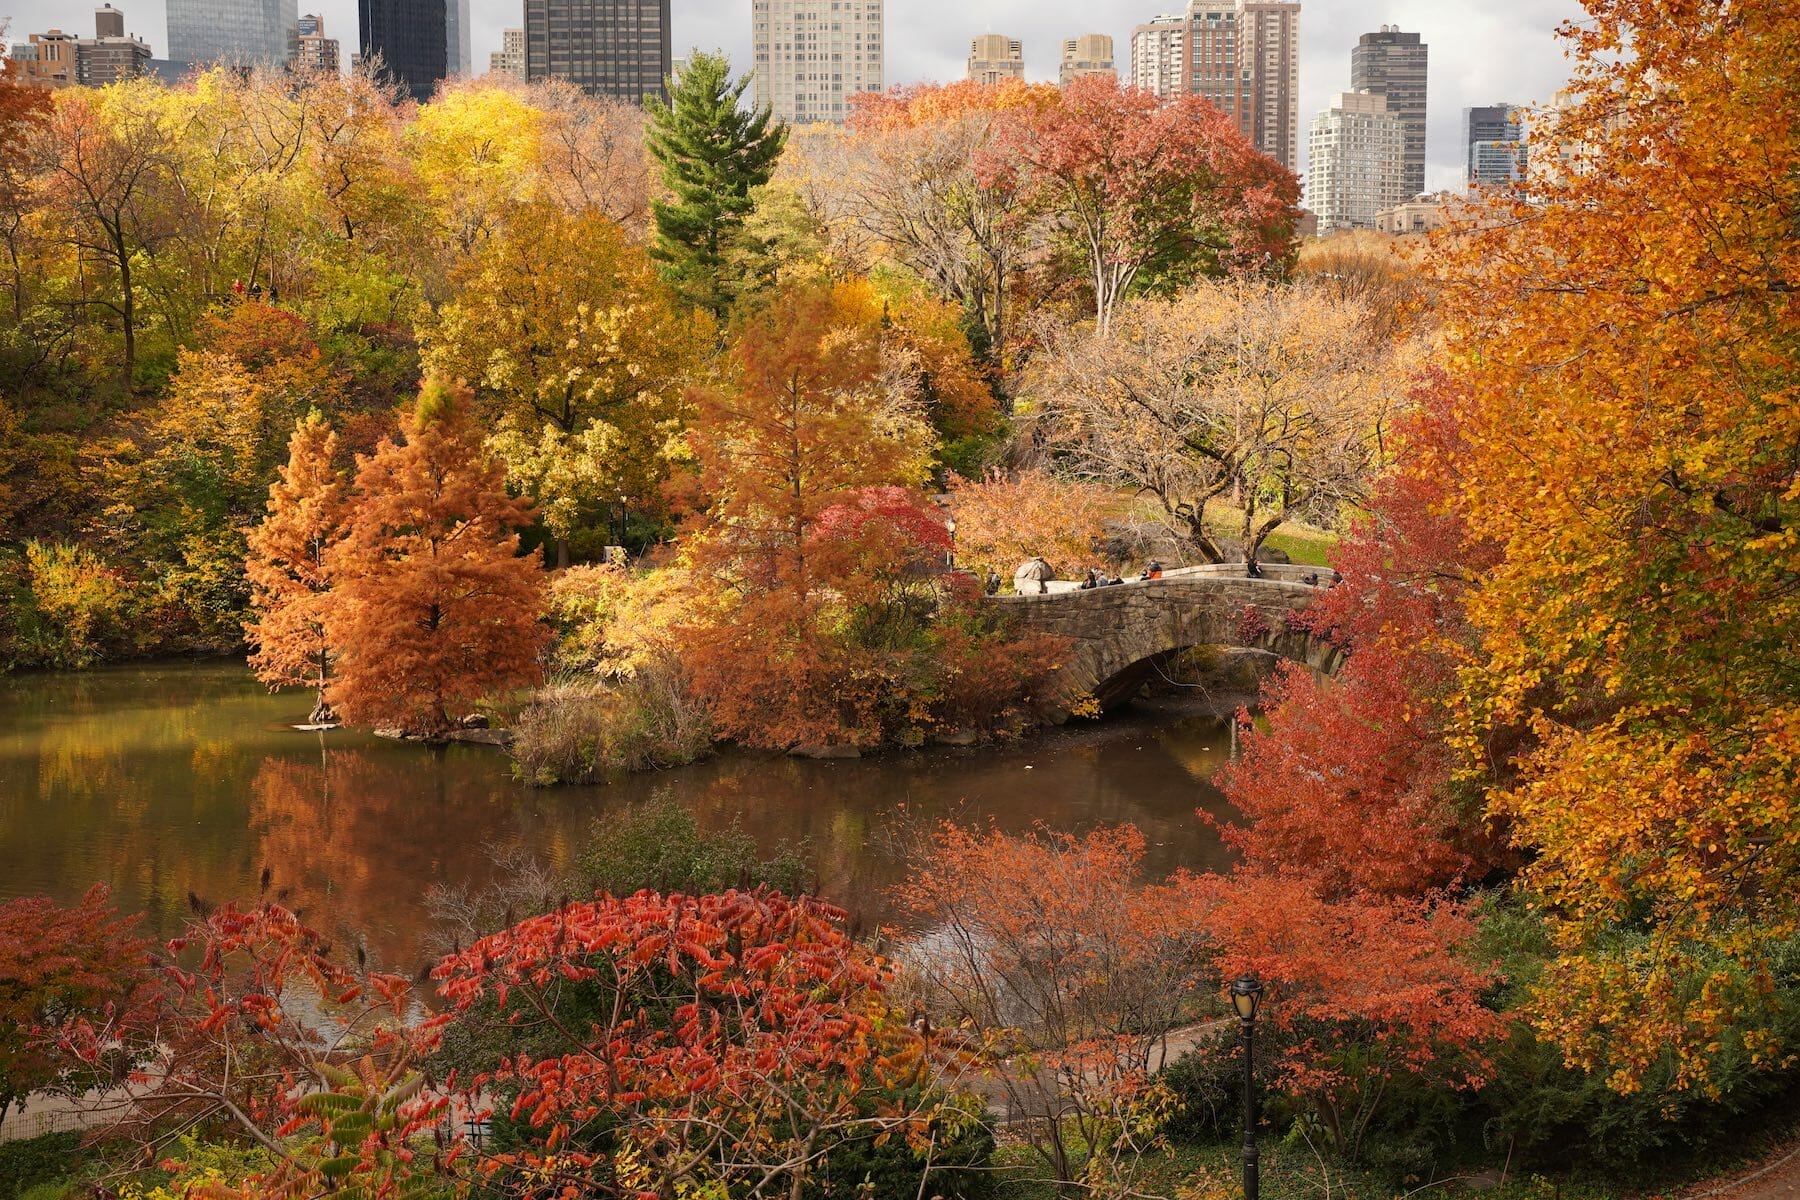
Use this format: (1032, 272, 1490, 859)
(985, 563, 1343, 714)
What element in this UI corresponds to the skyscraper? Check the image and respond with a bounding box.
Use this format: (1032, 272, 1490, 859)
(527, 0, 672, 104)
(360, 0, 445, 103)
(1182, 0, 1300, 173)
(490, 27, 526, 78)
(446, 0, 471, 76)
(167, 0, 298, 68)
(1351, 27, 1428, 198)
(1464, 103, 1525, 189)
(1058, 34, 1115, 86)
(1129, 14, 1186, 99)
(1307, 91, 1407, 232)
(967, 34, 1023, 86)
(751, 0, 883, 125)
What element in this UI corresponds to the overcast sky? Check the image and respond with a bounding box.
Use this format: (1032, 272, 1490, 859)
(3, 0, 1587, 189)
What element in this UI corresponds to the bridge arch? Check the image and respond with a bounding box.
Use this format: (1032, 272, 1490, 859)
(984, 565, 1342, 715)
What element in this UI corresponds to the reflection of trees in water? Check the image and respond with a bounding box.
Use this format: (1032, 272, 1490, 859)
(247, 746, 588, 976)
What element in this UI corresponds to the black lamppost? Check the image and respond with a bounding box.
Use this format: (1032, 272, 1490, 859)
(946, 515, 958, 569)
(1231, 974, 1265, 1200)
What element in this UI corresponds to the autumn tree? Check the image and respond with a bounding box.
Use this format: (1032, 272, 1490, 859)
(425, 201, 705, 565)
(646, 51, 787, 319)
(843, 79, 1057, 360)
(0, 45, 51, 322)
(995, 75, 1299, 336)
(245, 413, 347, 722)
(0, 885, 155, 1130)
(1035, 278, 1403, 564)
(1424, 0, 1800, 1092)
(946, 467, 1112, 581)
(897, 823, 1209, 1189)
(325, 379, 549, 737)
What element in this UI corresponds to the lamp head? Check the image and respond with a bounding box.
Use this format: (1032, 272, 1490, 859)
(1230, 974, 1264, 1021)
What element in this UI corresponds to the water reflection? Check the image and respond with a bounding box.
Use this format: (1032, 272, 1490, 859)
(0, 662, 1236, 973)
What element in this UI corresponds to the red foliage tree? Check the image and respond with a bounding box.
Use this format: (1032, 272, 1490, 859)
(324, 379, 549, 737)
(0, 886, 155, 1130)
(59, 899, 453, 1194)
(244, 413, 347, 722)
(896, 822, 1210, 1188)
(434, 889, 949, 1198)
(990, 75, 1299, 336)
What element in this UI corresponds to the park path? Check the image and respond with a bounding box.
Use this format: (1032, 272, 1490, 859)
(1677, 1138, 1800, 1200)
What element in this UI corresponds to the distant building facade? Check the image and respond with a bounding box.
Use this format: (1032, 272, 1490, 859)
(77, 6, 152, 86)
(1374, 190, 1459, 234)
(1129, 14, 1185, 98)
(752, 0, 882, 124)
(359, 0, 446, 102)
(528, 0, 672, 104)
(1350, 26, 1428, 198)
(967, 33, 1023, 86)
(1183, 0, 1301, 172)
(489, 27, 526, 78)
(1058, 33, 1115, 86)
(167, 0, 298, 68)
(10, 7, 151, 90)
(1464, 103, 1525, 189)
(295, 13, 340, 74)
(1308, 90, 1407, 232)
(10, 30, 78, 87)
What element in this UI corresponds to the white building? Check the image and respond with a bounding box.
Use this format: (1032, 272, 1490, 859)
(1307, 90, 1407, 232)
(1129, 14, 1186, 98)
(166, 0, 297, 67)
(752, 0, 884, 125)
(489, 27, 525, 78)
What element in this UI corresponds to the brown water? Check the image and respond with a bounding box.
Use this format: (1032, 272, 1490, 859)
(0, 661, 1239, 976)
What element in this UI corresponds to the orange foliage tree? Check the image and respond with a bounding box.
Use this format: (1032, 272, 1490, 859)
(1420, 0, 1800, 1091)
(324, 380, 548, 736)
(244, 413, 346, 721)
(946, 467, 1112, 581)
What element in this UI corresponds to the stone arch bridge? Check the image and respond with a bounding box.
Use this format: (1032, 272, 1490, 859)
(984, 563, 1343, 714)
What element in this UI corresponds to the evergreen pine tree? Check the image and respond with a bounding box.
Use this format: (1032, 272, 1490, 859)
(646, 51, 787, 320)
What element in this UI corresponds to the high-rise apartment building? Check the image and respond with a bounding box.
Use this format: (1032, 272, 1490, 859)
(77, 5, 151, 85)
(1464, 103, 1525, 189)
(1351, 27, 1428, 198)
(752, 0, 883, 125)
(489, 27, 526, 78)
(359, 0, 446, 102)
(1308, 90, 1407, 232)
(527, 0, 672, 104)
(1058, 34, 1115, 86)
(295, 13, 340, 73)
(1129, 14, 1185, 98)
(967, 33, 1023, 86)
(1183, 0, 1300, 172)
(446, 0, 472, 76)
(168, 0, 298, 68)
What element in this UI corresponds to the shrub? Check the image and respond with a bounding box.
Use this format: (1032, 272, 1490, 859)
(578, 796, 811, 898)
(510, 666, 712, 785)
(20, 541, 135, 667)
(0, 1133, 83, 1199)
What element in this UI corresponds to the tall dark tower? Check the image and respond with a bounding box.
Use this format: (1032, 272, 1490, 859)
(1351, 26, 1428, 197)
(525, 0, 672, 105)
(358, 0, 446, 104)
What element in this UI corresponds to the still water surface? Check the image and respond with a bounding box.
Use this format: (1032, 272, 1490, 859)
(0, 661, 1237, 975)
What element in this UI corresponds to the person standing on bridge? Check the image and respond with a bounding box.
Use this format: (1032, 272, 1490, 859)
(1140, 560, 1164, 581)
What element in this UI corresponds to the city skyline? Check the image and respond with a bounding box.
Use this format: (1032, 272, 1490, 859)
(0, 0, 1583, 188)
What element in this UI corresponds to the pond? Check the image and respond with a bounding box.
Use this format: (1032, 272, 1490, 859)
(0, 660, 1242, 976)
